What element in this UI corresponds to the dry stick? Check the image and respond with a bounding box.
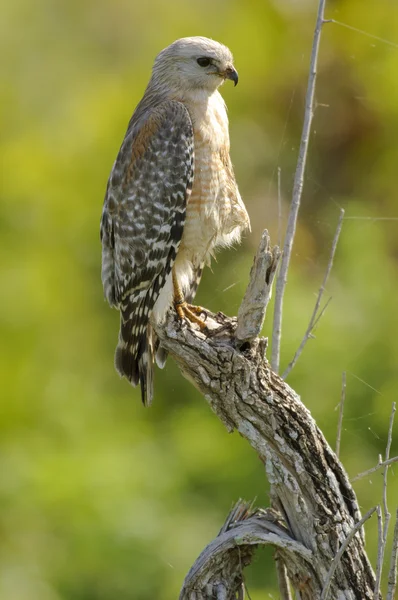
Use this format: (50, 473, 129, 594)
(387, 508, 398, 600)
(384, 403, 396, 488)
(383, 403, 396, 521)
(320, 506, 377, 600)
(351, 456, 398, 482)
(271, 0, 328, 374)
(282, 208, 344, 379)
(277, 167, 282, 248)
(235, 230, 280, 343)
(335, 371, 347, 458)
(375, 403, 397, 597)
(311, 295, 332, 329)
(375, 402, 396, 598)
(375, 504, 384, 599)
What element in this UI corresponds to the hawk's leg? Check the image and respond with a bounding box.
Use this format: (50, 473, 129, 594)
(173, 270, 207, 329)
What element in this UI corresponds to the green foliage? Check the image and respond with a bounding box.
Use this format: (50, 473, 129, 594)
(1, 1, 397, 598)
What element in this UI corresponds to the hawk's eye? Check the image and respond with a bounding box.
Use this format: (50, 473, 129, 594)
(197, 57, 211, 67)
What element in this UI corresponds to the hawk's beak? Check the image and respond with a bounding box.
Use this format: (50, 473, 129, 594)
(225, 66, 239, 86)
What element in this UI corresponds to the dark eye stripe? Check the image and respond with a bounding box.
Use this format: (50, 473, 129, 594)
(197, 57, 211, 67)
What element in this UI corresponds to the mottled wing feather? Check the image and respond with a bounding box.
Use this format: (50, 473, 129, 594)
(100, 101, 194, 403)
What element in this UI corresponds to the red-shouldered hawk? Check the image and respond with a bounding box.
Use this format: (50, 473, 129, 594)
(101, 37, 250, 405)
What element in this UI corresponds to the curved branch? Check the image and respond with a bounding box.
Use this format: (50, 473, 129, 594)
(180, 500, 312, 600)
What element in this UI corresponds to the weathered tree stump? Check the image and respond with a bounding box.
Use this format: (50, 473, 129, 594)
(154, 231, 377, 600)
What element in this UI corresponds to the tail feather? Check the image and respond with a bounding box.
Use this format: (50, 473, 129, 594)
(115, 342, 140, 386)
(138, 341, 154, 405)
(114, 311, 154, 406)
(114, 261, 205, 404)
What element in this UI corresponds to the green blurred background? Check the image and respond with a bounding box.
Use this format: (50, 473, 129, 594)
(1, 0, 398, 598)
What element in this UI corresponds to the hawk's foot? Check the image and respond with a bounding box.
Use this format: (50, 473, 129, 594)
(172, 268, 207, 330)
(174, 300, 207, 330)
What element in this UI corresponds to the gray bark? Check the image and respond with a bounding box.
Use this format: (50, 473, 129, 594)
(153, 232, 377, 599)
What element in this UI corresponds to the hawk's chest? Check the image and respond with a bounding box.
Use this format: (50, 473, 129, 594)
(192, 96, 228, 157)
(188, 95, 230, 206)
(180, 92, 239, 256)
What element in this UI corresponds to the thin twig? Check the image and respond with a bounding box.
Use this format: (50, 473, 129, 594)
(277, 167, 282, 248)
(387, 508, 398, 600)
(320, 506, 377, 600)
(374, 402, 396, 598)
(275, 555, 292, 600)
(374, 504, 384, 598)
(351, 456, 398, 482)
(383, 403, 396, 519)
(311, 296, 332, 329)
(335, 371, 346, 458)
(271, 0, 328, 374)
(282, 208, 344, 379)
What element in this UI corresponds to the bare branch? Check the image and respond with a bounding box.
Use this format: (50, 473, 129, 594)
(179, 500, 311, 600)
(374, 504, 384, 599)
(383, 403, 396, 520)
(271, 0, 328, 374)
(375, 402, 397, 596)
(336, 371, 346, 458)
(351, 456, 398, 482)
(387, 508, 398, 600)
(311, 295, 332, 329)
(277, 167, 282, 248)
(320, 506, 377, 600)
(236, 230, 280, 344)
(282, 208, 344, 379)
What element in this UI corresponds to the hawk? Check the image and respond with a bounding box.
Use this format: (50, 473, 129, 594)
(101, 37, 250, 405)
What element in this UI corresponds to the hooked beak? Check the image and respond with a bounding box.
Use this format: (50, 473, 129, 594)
(225, 66, 239, 86)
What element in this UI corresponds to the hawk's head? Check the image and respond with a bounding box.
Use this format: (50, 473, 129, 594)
(153, 37, 238, 93)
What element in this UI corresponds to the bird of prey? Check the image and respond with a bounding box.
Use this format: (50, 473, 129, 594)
(100, 37, 250, 405)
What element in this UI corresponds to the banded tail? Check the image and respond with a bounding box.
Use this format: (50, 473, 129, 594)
(114, 304, 154, 406)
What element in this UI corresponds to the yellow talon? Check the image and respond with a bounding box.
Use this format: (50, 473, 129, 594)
(173, 270, 207, 329)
